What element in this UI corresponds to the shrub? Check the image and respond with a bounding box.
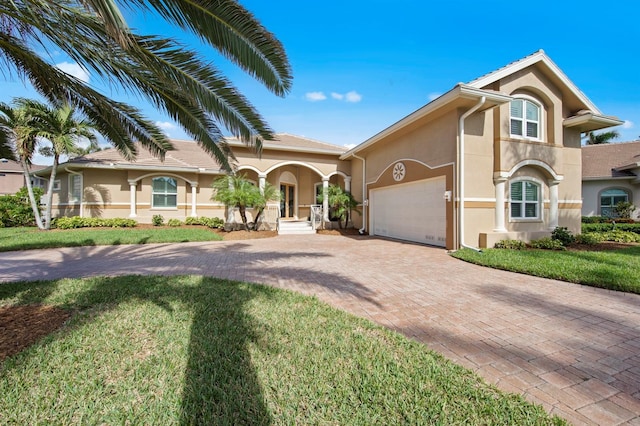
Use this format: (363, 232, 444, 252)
(529, 237, 566, 250)
(582, 216, 607, 223)
(614, 201, 636, 219)
(582, 223, 640, 234)
(183, 216, 224, 228)
(167, 218, 183, 227)
(0, 187, 43, 227)
(494, 239, 527, 250)
(54, 216, 137, 229)
(602, 230, 640, 243)
(575, 233, 605, 245)
(184, 217, 200, 225)
(551, 227, 574, 246)
(152, 214, 164, 226)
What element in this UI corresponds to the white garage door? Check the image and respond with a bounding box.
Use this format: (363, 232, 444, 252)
(370, 176, 446, 246)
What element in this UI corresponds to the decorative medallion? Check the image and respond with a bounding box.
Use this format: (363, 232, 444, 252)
(392, 162, 406, 182)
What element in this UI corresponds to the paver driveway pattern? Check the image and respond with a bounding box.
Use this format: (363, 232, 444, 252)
(1, 234, 639, 424)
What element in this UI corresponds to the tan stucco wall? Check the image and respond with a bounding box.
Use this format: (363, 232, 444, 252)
(0, 173, 26, 195)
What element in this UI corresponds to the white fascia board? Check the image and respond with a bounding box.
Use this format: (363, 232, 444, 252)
(340, 85, 512, 160)
(563, 113, 624, 132)
(582, 176, 634, 181)
(468, 50, 602, 115)
(48, 162, 224, 175)
(226, 141, 345, 156)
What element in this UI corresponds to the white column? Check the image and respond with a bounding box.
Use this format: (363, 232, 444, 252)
(493, 177, 507, 232)
(190, 182, 198, 217)
(344, 176, 352, 193)
(322, 177, 330, 222)
(128, 180, 137, 218)
(258, 173, 266, 195)
(549, 180, 560, 230)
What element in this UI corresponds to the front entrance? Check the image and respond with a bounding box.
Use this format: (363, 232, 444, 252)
(280, 183, 295, 218)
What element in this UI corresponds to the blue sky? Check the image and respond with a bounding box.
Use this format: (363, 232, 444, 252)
(3, 0, 639, 163)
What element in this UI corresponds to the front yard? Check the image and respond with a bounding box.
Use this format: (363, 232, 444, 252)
(452, 245, 640, 294)
(0, 275, 562, 425)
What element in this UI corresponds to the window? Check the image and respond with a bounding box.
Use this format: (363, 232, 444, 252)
(600, 189, 629, 218)
(152, 177, 177, 208)
(314, 182, 323, 204)
(510, 98, 540, 139)
(510, 180, 540, 220)
(69, 175, 82, 203)
(52, 180, 61, 191)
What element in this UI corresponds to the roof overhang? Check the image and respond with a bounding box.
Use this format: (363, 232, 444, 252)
(34, 162, 224, 176)
(340, 84, 512, 159)
(227, 140, 346, 156)
(563, 113, 624, 133)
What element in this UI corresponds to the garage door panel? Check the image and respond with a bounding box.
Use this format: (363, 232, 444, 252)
(371, 177, 446, 247)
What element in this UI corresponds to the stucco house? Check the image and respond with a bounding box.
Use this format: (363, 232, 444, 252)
(39, 50, 622, 249)
(582, 141, 640, 219)
(0, 159, 46, 195)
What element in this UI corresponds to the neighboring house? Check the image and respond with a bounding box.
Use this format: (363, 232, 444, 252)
(582, 141, 640, 219)
(39, 50, 623, 249)
(0, 159, 46, 195)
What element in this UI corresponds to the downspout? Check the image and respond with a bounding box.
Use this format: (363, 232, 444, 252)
(458, 96, 486, 251)
(65, 168, 84, 218)
(352, 153, 367, 234)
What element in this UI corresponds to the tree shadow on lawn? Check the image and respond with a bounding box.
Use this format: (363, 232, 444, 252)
(0, 274, 275, 424)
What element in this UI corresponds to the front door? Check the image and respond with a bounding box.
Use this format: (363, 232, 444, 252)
(280, 184, 295, 218)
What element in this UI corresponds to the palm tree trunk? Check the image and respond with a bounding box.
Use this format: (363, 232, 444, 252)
(253, 207, 264, 230)
(239, 205, 249, 231)
(44, 155, 59, 230)
(20, 158, 44, 229)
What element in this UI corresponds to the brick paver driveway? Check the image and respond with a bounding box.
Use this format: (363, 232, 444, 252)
(1, 234, 639, 425)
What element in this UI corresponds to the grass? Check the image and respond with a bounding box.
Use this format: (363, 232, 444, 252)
(0, 226, 222, 252)
(0, 275, 563, 425)
(452, 246, 640, 293)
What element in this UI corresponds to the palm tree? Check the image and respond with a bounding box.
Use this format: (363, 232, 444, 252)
(211, 174, 261, 230)
(584, 130, 620, 145)
(0, 101, 44, 229)
(252, 182, 280, 230)
(19, 99, 99, 229)
(1, 1, 292, 169)
(317, 184, 361, 229)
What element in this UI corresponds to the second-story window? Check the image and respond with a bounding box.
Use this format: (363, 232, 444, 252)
(510, 98, 540, 140)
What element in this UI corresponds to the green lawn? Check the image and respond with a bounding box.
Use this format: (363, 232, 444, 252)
(452, 246, 640, 293)
(0, 275, 563, 425)
(0, 226, 222, 252)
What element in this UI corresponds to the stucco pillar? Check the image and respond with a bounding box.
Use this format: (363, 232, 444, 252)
(128, 180, 137, 218)
(549, 180, 560, 230)
(344, 176, 352, 193)
(493, 177, 507, 232)
(190, 182, 198, 217)
(258, 173, 266, 195)
(322, 177, 330, 222)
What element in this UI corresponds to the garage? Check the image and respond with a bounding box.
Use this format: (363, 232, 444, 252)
(370, 176, 446, 247)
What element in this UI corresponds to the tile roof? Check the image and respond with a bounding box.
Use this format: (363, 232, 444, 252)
(62, 133, 345, 171)
(582, 141, 640, 178)
(0, 159, 46, 173)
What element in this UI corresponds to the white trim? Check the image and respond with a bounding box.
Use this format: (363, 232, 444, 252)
(264, 161, 326, 178)
(368, 158, 455, 186)
(497, 159, 563, 182)
(465, 197, 497, 202)
(509, 178, 543, 221)
(52, 179, 61, 191)
(130, 171, 198, 187)
(509, 95, 542, 142)
(68, 174, 82, 204)
(326, 170, 349, 179)
(151, 176, 178, 209)
(236, 165, 262, 175)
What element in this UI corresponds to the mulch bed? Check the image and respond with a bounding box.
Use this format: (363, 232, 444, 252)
(566, 241, 639, 251)
(0, 305, 71, 363)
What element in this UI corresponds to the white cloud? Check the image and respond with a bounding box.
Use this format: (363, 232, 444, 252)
(331, 92, 344, 100)
(428, 92, 442, 101)
(343, 143, 357, 149)
(344, 91, 362, 103)
(622, 120, 634, 129)
(305, 91, 327, 102)
(155, 121, 177, 136)
(55, 62, 89, 83)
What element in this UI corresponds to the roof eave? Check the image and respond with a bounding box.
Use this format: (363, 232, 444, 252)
(340, 85, 512, 159)
(37, 162, 224, 175)
(564, 114, 624, 133)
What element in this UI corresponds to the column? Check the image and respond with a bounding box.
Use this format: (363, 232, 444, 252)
(258, 173, 266, 195)
(549, 180, 560, 230)
(493, 177, 507, 232)
(128, 180, 137, 218)
(322, 177, 330, 222)
(190, 182, 198, 217)
(344, 176, 352, 193)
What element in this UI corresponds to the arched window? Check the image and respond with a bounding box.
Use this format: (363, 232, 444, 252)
(510, 98, 541, 140)
(600, 188, 629, 217)
(510, 180, 540, 220)
(152, 177, 177, 208)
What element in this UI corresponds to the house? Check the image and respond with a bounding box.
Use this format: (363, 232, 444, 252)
(0, 159, 46, 195)
(582, 141, 640, 219)
(39, 50, 622, 249)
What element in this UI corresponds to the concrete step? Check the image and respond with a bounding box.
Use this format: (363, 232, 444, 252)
(278, 220, 316, 235)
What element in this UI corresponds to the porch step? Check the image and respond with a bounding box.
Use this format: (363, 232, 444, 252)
(278, 220, 316, 235)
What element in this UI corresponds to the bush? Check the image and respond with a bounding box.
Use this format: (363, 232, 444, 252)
(54, 216, 137, 229)
(167, 218, 183, 227)
(529, 237, 566, 250)
(575, 233, 605, 245)
(551, 227, 574, 246)
(0, 187, 43, 227)
(582, 216, 607, 223)
(494, 239, 527, 250)
(184, 217, 199, 225)
(183, 216, 224, 228)
(602, 230, 640, 243)
(582, 223, 640, 234)
(152, 214, 164, 226)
